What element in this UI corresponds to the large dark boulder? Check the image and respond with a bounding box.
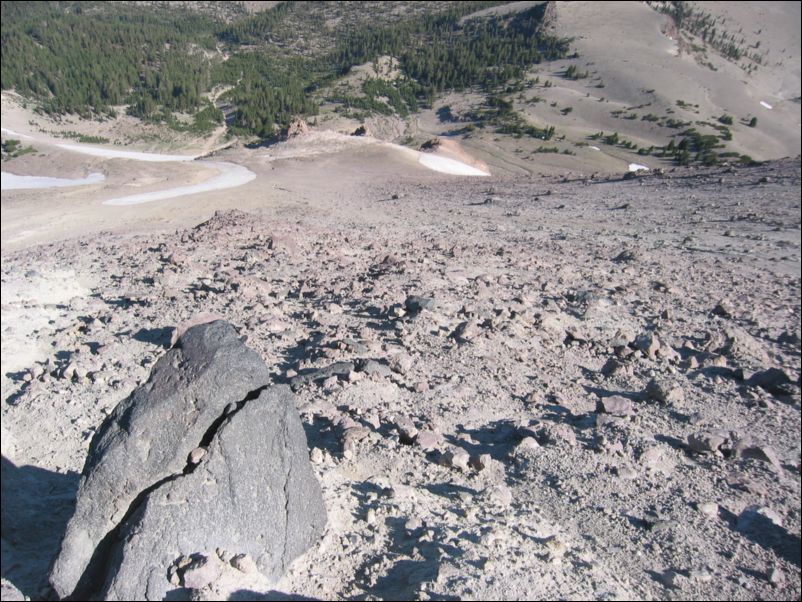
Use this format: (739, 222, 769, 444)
(50, 321, 325, 598)
(100, 385, 326, 600)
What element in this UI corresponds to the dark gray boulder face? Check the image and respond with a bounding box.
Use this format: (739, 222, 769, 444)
(100, 386, 327, 601)
(50, 321, 274, 599)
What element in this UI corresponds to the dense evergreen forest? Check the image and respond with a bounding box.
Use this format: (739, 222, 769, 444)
(1, 1, 570, 138)
(1, 2, 216, 117)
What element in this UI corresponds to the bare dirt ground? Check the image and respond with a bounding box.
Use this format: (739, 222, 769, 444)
(2, 148, 800, 600)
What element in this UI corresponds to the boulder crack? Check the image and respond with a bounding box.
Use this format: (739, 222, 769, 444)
(281, 409, 292, 569)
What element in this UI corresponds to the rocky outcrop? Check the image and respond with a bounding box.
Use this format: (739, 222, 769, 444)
(49, 321, 325, 599)
(419, 138, 442, 152)
(282, 117, 310, 139)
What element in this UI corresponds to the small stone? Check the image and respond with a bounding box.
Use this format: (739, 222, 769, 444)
(452, 321, 481, 343)
(544, 535, 568, 563)
(230, 553, 258, 574)
(310, 448, 324, 464)
(181, 555, 221, 590)
(414, 381, 429, 393)
(389, 353, 413, 374)
(615, 465, 639, 480)
(342, 426, 371, 453)
(365, 509, 377, 525)
(601, 357, 627, 377)
(537, 423, 577, 447)
(597, 395, 634, 416)
(644, 379, 684, 405)
(62, 362, 77, 380)
(516, 436, 540, 451)
(405, 295, 436, 313)
(415, 430, 441, 451)
(712, 300, 734, 318)
(634, 332, 660, 359)
(481, 484, 512, 508)
(732, 437, 781, 469)
(747, 368, 794, 395)
(405, 516, 423, 534)
(188, 447, 206, 465)
(441, 448, 470, 471)
(687, 430, 728, 454)
(396, 418, 418, 444)
(357, 359, 392, 379)
(639, 446, 671, 473)
(388, 305, 407, 319)
(469, 453, 493, 471)
(768, 568, 784, 586)
(699, 502, 719, 517)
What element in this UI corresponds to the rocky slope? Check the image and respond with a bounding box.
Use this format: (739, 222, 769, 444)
(1, 158, 800, 600)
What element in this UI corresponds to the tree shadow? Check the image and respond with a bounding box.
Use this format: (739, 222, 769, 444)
(1, 456, 80, 598)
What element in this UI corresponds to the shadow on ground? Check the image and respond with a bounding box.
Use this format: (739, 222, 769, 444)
(1, 456, 80, 598)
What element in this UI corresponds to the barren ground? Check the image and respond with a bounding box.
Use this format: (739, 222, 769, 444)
(2, 142, 800, 600)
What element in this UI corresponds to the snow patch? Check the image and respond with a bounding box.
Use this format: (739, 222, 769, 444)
(418, 154, 489, 176)
(57, 143, 197, 162)
(2, 171, 105, 190)
(103, 161, 255, 205)
(1, 127, 33, 140)
(628, 163, 650, 172)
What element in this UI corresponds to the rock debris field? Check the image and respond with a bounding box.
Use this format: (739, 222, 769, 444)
(1, 158, 801, 601)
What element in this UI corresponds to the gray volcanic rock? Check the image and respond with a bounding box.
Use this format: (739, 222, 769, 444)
(747, 367, 795, 395)
(100, 386, 326, 600)
(50, 321, 273, 598)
